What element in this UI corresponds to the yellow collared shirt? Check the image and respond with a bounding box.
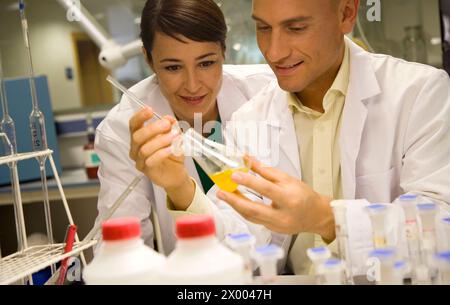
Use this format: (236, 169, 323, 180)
(287, 43, 350, 275)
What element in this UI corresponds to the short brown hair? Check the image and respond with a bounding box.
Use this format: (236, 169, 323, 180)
(140, 0, 227, 60)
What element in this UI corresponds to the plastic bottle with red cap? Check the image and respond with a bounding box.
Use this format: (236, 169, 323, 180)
(83, 217, 165, 284)
(159, 215, 246, 284)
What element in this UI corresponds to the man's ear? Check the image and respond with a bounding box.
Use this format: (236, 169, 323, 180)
(142, 47, 155, 71)
(340, 0, 359, 34)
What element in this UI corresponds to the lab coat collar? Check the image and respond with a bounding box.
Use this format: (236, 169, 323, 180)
(263, 83, 302, 178)
(340, 37, 382, 199)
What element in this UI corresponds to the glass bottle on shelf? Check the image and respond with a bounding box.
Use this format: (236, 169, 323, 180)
(403, 25, 428, 64)
(84, 113, 100, 179)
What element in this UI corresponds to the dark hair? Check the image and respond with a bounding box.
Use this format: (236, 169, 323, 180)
(140, 0, 227, 60)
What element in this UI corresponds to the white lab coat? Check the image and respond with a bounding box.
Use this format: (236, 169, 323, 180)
(202, 37, 450, 274)
(94, 65, 275, 255)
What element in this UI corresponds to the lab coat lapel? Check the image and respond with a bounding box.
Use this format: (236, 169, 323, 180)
(340, 38, 381, 199)
(217, 75, 249, 123)
(265, 88, 301, 179)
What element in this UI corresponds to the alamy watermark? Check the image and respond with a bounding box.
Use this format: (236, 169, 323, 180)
(366, 0, 381, 22)
(173, 114, 282, 168)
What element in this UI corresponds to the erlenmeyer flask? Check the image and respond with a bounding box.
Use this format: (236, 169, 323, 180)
(174, 128, 250, 192)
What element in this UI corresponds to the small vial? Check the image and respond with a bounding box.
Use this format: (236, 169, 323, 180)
(434, 251, 450, 285)
(322, 259, 344, 285)
(330, 200, 353, 284)
(252, 244, 284, 284)
(225, 233, 256, 284)
(397, 194, 421, 283)
(442, 218, 450, 251)
(369, 248, 398, 285)
(307, 246, 331, 284)
(417, 203, 438, 266)
(392, 261, 407, 285)
(365, 204, 389, 248)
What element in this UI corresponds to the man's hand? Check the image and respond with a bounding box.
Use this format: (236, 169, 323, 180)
(216, 157, 336, 242)
(129, 107, 194, 209)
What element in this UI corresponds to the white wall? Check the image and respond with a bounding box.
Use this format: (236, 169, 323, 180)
(0, 0, 83, 111)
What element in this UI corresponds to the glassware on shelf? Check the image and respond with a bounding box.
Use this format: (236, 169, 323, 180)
(403, 25, 428, 64)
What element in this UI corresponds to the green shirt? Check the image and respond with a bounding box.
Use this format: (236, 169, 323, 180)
(193, 117, 223, 193)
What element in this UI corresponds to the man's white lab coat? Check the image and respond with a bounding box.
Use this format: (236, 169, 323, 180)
(201, 37, 450, 274)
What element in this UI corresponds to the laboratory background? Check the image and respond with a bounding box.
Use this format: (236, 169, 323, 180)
(0, 0, 449, 286)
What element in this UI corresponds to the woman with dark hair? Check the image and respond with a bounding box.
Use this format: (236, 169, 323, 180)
(94, 0, 274, 255)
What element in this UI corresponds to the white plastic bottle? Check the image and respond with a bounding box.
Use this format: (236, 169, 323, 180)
(159, 215, 245, 285)
(83, 217, 165, 285)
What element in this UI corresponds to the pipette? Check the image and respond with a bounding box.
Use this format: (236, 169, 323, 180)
(0, 51, 26, 253)
(106, 75, 254, 194)
(106, 75, 163, 120)
(19, 0, 54, 261)
(82, 177, 142, 242)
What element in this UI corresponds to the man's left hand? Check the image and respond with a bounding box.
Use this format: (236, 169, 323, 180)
(216, 157, 336, 242)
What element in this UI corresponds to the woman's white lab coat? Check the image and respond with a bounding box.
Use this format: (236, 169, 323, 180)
(94, 64, 275, 255)
(201, 37, 450, 274)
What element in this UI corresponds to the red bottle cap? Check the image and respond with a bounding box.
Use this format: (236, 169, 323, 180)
(102, 217, 141, 241)
(176, 215, 216, 239)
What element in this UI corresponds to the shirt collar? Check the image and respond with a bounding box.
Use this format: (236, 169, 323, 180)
(288, 40, 350, 114)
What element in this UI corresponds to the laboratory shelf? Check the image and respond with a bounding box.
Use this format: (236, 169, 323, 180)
(0, 149, 53, 166)
(0, 240, 97, 285)
(1, 149, 90, 285)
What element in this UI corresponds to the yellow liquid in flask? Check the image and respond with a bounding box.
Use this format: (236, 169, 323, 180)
(210, 167, 249, 192)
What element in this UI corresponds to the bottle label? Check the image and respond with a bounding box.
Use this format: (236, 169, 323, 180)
(85, 149, 100, 167)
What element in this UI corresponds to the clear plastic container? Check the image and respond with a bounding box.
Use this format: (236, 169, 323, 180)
(159, 215, 245, 285)
(369, 248, 399, 285)
(365, 204, 389, 248)
(322, 259, 344, 285)
(225, 233, 256, 284)
(307, 246, 331, 284)
(330, 200, 353, 284)
(434, 251, 450, 285)
(252, 244, 284, 284)
(397, 194, 421, 283)
(83, 217, 165, 285)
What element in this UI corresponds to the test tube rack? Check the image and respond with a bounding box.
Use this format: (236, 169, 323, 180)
(0, 149, 97, 285)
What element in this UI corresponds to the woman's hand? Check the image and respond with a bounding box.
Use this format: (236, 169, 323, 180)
(129, 107, 195, 209)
